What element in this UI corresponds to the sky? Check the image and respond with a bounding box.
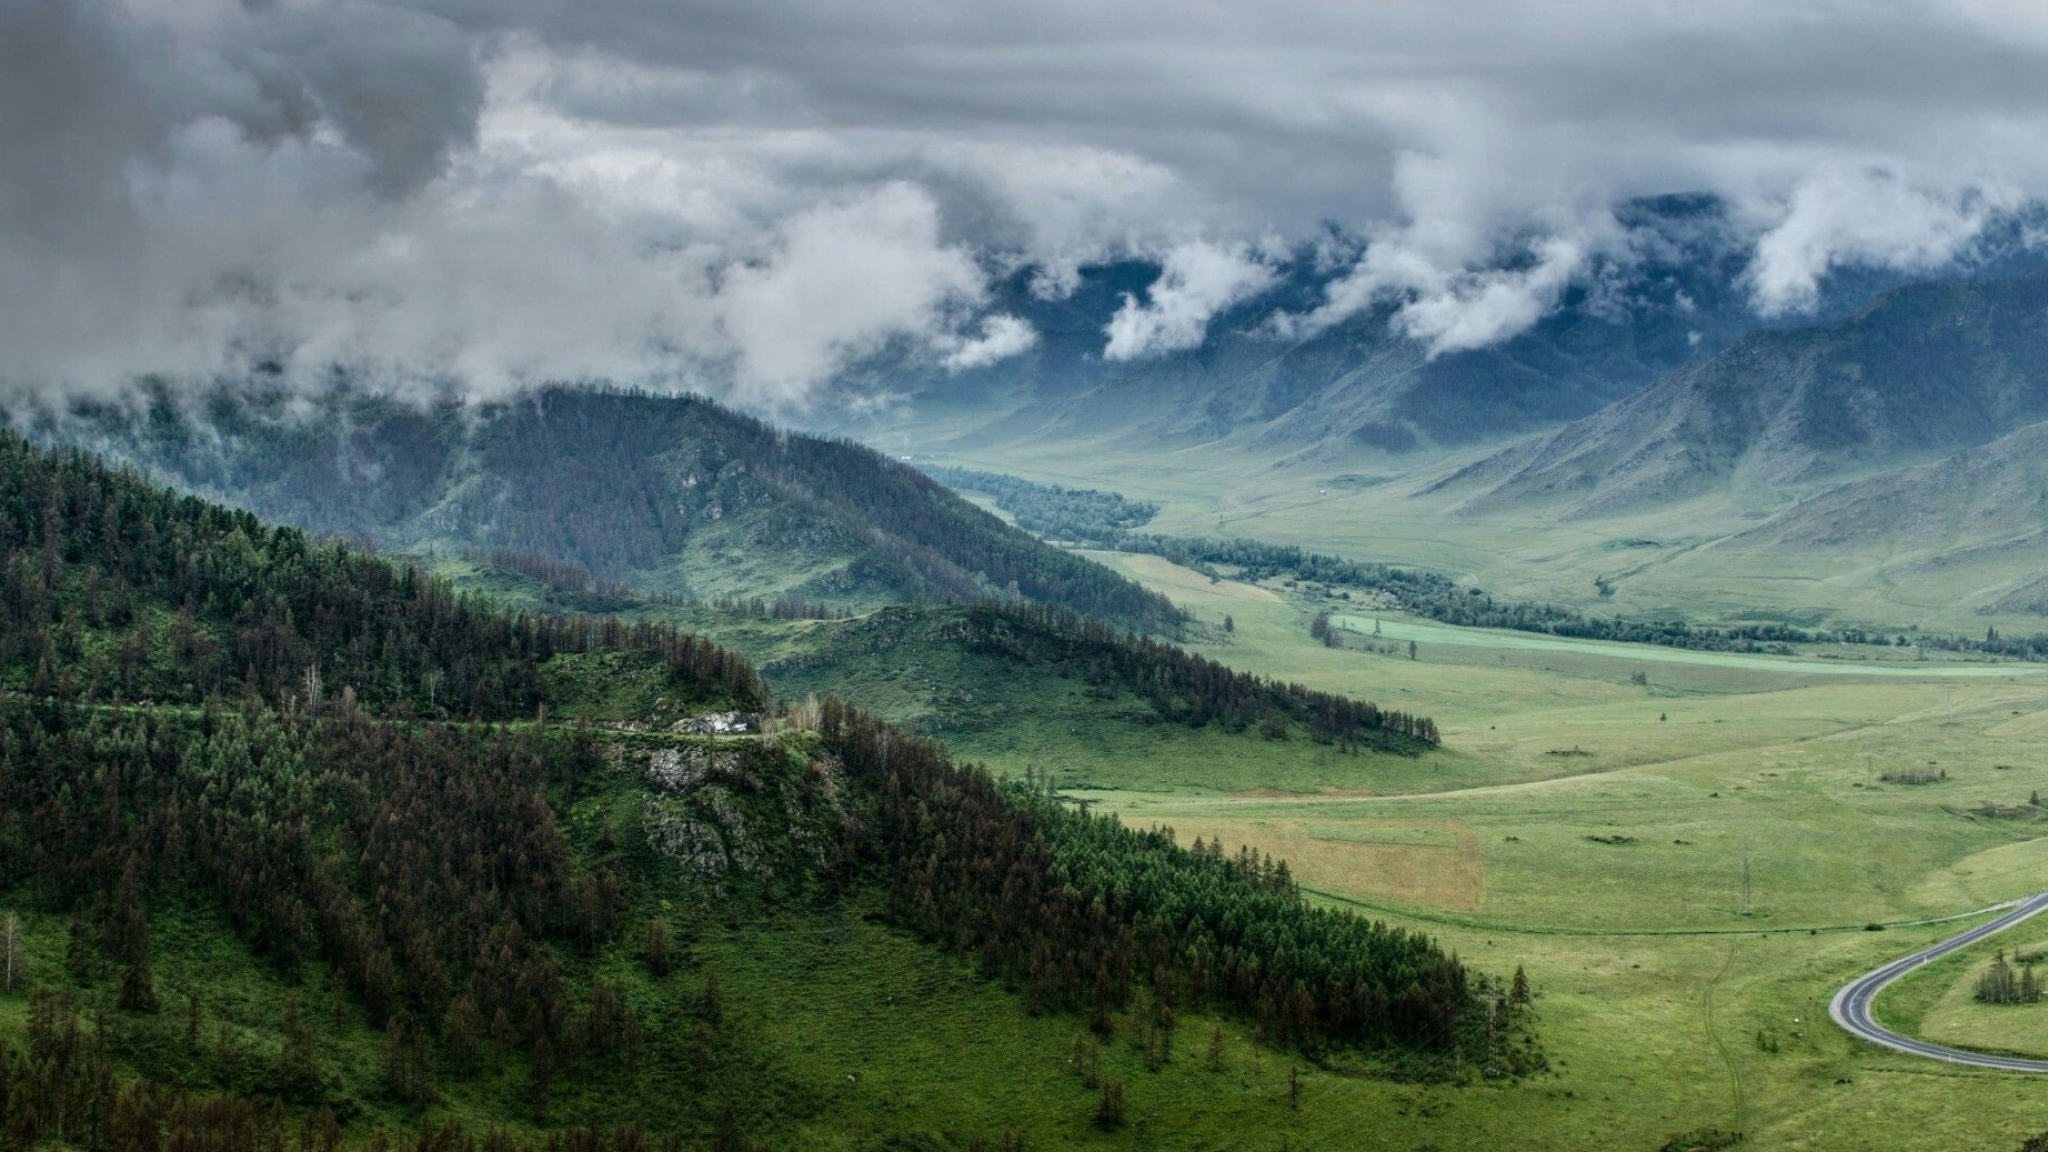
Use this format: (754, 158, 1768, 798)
(7, 0, 2048, 406)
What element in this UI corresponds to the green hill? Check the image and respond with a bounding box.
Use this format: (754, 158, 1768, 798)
(24, 383, 1179, 631)
(0, 431, 1525, 1148)
(422, 548, 1444, 793)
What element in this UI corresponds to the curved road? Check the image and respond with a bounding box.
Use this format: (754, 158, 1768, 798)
(1830, 892, 2048, 1072)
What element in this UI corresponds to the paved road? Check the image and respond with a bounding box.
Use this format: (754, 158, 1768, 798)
(1830, 892, 2048, 1072)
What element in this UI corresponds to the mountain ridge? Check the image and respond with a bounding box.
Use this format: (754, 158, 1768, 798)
(12, 383, 1181, 631)
(1431, 271, 2048, 519)
(818, 198, 2048, 462)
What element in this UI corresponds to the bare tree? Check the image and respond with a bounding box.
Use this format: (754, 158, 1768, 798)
(2, 912, 21, 993)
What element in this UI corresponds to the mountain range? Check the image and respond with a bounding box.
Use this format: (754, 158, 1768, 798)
(1435, 271, 2048, 519)
(818, 197, 2045, 462)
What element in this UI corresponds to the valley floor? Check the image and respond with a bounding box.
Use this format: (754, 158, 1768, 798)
(1056, 551, 2048, 1151)
(914, 433, 2048, 641)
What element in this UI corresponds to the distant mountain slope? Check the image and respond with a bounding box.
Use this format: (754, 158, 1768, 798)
(1709, 418, 2048, 616)
(1437, 272, 2048, 518)
(832, 249, 1734, 456)
(821, 196, 2034, 459)
(19, 384, 1180, 629)
(1739, 420, 2048, 552)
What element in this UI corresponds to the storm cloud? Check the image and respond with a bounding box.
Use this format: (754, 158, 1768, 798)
(10, 0, 2048, 402)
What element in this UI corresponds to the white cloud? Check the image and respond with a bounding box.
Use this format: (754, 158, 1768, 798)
(1394, 238, 1588, 355)
(1745, 169, 2009, 315)
(713, 183, 989, 404)
(1103, 241, 1277, 360)
(938, 314, 1038, 371)
(1280, 229, 1597, 356)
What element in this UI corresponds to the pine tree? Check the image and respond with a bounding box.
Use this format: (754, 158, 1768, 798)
(701, 971, 724, 1026)
(1094, 1078, 1126, 1130)
(117, 952, 159, 1013)
(65, 910, 96, 985)
(1510, 966, 1531, 1006)
(444, 991, 484, 1074)
(528, 1036, 555, 1121)
(644, 915, 674, 978)
(184, 990, 204, 1052)
(279, 993, 317, 1096)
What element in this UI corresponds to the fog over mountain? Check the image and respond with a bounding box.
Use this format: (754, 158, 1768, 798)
(12, 0, 2048, 408)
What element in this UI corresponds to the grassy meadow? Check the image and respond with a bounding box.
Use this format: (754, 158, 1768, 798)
(1056, 551, 2048, 1150)
(912, 434, 2048, 640)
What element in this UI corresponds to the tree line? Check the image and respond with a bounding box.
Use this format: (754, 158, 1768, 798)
(815, 696, 1523, 1065)
(1119, 534, 2048, 661)
(0, 432, 765, 718)
(915, 465, 1160, 545)
(956, 601, 1439, 748)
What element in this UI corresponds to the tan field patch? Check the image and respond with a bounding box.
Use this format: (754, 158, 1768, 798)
(1231, 785, 1379, 800)
(1080, 550, 1281, 603)
(1158, 816, 1487, 912)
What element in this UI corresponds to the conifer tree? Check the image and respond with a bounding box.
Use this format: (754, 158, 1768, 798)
(279, 993, 317, 1096)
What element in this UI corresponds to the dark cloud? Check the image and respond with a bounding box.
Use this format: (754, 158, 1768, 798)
(8, 0, 2048, 398)
(257, 4, 484, 196)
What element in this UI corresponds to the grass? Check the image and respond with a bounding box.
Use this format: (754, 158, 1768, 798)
(430, 546, 2048, 1148)
(1069, 551, 2048, 1151)
(1874, 928, 2048, 1062)
(916, 434, 2048, 640)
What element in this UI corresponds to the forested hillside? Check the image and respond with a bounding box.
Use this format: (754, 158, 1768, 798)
(0, 431, 1524, 1148)
(761, 601, 1438, 750)
(20, 384, 1179, 631)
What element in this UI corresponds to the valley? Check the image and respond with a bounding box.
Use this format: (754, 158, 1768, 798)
(914, 426, 2048, 643)
(9, 370, 2047, 1149)
(1054, 551, 2048, 1150)
(437, 500, 2048, 1149)
(18, 6, 2048, 1149)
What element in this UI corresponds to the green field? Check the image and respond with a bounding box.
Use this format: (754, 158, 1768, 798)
(1046, 551, 2048, 1151)
(915, 434, 2048, 640)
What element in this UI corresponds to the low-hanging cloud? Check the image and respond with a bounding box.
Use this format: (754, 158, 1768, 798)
(938, 314, 1039, 371)
(1745, 169, 2009, 315)
(13, 0, 2048, 404)
(711, 183, 990, 405)
(1104, 241, 1278, 361)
